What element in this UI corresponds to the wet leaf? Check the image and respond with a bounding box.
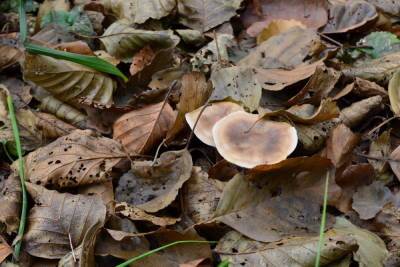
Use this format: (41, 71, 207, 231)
(322, 0, 377, 34)
(210, 66, 262, 112)
(101, 20, 180, 62)
(216, 230, 357, 267)
(177, 0, 243, 32)
(242, 0, 328, 37)
(24, 54, 116, 108)
(113, 101, 176, 155)
(24, 183, 106, 259)
(115, 149, 192, 212)
(352, 181, 392, 220)
(23, 129, 125, 188)
(102, 0, 176, 24)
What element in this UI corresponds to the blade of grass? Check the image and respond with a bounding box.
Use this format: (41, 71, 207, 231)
(116, 240, 217, 267)
(18, 0, 27, 43)
(217, 260, 231, 267)
(25, 43, 128, 82)
(7, 95, 28, 261)
(314, 171, 330, 267)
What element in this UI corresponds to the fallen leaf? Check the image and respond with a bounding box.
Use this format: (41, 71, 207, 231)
(0, 44, 22, 71)
(177, 0, 243, 32)
(239, 27, 323, 70)
(0, 236, 12, 264)
(210, 66, 262, 112)
(102, 0, 176, 24)
(149, 66, 189, 91)
(358, 31, 400, 58)
(0, 76, 32, 109)
(183, 167, 225, 223)
(322, 0, 378, 34)
(101, 20, 180, 62)
(113, 101, 176, 155)
(242, 0, 328, 37)
(326, 124, 360, 168)
(368, 130, 391, 173)
(389, 70, 400, 115)
(129, 46, 156, 76)
(256, 19, 306, 44)
(389, 145, 400, 181)
(295, 119, 339, 152)
(365, 0, 400, 16)
(24, 54, 116, 108)
(54, 41, 94, 55)
(24, 183, 106, 259)
(0, 173, 21, 234)
(334, 217, 389, 267)
(216, 230, 357, 267)
(167, 72, 212, 141)
(78, 180, 115, 210)
(352, 181, 392, 220)
(115, 149, 192, 212)
(115, 202, 179, 226)
(34, 111, 77, 139)
(352, 77, 388, 98)
(23, 129, 125, 188)
(339, 95, 383, 127)
(176, 29, 207, 46)
(179, 258, 211, 267)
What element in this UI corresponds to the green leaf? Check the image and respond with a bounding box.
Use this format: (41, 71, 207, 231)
(358, 31, 400, 58)
(25, 43, 128, 82)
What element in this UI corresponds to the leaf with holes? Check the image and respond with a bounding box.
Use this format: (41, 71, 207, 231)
(21, 129, 125, 188)
(23, 183, 106, 259)
(23, 53, 117, 108)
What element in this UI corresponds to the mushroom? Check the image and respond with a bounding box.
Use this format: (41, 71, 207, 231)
(185, 101, 243, 146)
(212, 111, 298, 168)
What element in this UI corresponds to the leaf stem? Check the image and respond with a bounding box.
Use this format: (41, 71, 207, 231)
(315, 171, 330, 267)
(115, 240, 216, 267)
(7, 96, 28, 261)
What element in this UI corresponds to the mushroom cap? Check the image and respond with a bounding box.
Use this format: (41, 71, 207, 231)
(185, 101, 243, 146)
(212, 111, 298, 168)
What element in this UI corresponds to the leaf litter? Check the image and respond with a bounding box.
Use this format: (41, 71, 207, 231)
(3, 0, 400, 265)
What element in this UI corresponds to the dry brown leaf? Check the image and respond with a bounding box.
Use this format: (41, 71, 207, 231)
(389, 145, 400, 181)
(256, 19, 306, 44)
(23, 129, 125, 188)
(368, 130, 391, 173)
(34, 112, 77, 139)
(366, 0, 400, 16)
(295, 119, 339, 152)
(322, 0, 378, 33)
(0, 236, 12, 264)
(389, 70, 400, 115)
(0, 173, 21, 234)
(78, 181, 115, 211)
(0, 33, 23, 71)
(326, 124, 360, 168)
(113, 101, 176, 154)
(183, 167, 225, 223)
(0, 77, 32, 109)
(352, 181, 392, 220)
(129, 46, 156, 76)
(179, 258, 211, 267)
(339, 95, 383, 127)
(242, 0, 328, 37)
(116, 149, 192, 212)
(24, 183, 106, 259)
(115, 202, 179, 226)
(166, 72, 211, 141)
(54, 41, 94, 55)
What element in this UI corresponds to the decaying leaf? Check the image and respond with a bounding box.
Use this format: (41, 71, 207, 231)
(216, 230, 357, 267)
(102, 0, 176, 24)
(242, 0, 328, 37)
(129, 46, 156, 76)
(34, 111, 77, 139)
(322, 0, 377, 33)
(368, 130, 391, 173)
(115, 202, 179, 226)
(256, 19, 306, 44)
(366, 0, 400, 16)
(167, 72, 211, 141)
(24, 183, 106, 259)
(0, 173, 21, 234)
(239, 27, 323, 71)
(210, 66, 262, 112)
(24, 54, 116, 108)
(0, 236, 12, 264)
(0, 44, 22, 71)
(339, 95, 383, 127)
(295, 119, 339, 152)
(389, 145, 400, 182)
(113, 101, 176, 154)
(115, 149, 192, 212)
(183, 167, 225, 223)
(352, 181, 392, 220)
(23, 129, 125, 188)
(177, 0, 243, 32)
(101, 20, 180, 62)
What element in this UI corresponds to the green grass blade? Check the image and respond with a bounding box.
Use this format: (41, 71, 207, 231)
(218, 260, 230, 267)
(25, 43, 128, 82)
(19, 0, 27, 43)
(116, 240, 217, 267)
(315, 171, 330, 267)
(7, 96, 28, 261)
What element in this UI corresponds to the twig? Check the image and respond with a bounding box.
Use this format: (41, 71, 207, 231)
(213, 30, 222, 64)
(68, 232, 77, 262)
(185, 103, 211, 150)
(152, 138, 166, 166)
(366, 115, 399, 137)
(315, 171, 330, 267)
(7, 95, 28, 261)
(317, 32, 343, 48)
(354, 151, 400, 163)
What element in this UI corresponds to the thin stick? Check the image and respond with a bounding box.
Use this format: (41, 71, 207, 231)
(366, 115, 399, 137)
(185, 103, 211, 150)
(315, 171, 330, 267)
(116, 240, 217, 267)
(152, 138, 166, 166)
(354, 151, 400, 163)
(213, 30, 222, 64)
(7, 95, 28, 261)
(68, 233, 77, 262)
(317, 32, 343, 48)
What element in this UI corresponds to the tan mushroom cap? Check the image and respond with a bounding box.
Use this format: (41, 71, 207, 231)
(185, 101, 243, 146)
(212, 111, 298, 168)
